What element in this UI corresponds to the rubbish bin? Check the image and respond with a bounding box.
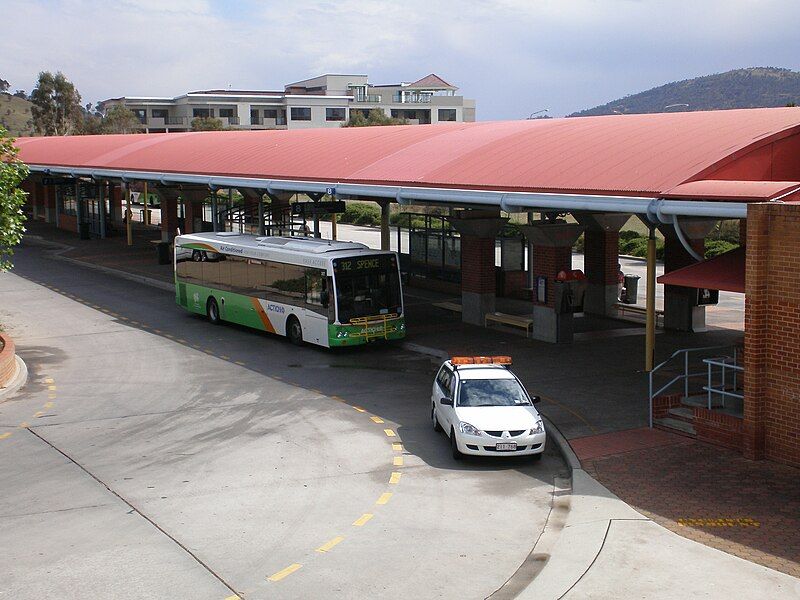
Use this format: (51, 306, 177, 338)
(623, 274, 640, 304)
(156, 241, 171, 265)
(78, 222, 90, 240)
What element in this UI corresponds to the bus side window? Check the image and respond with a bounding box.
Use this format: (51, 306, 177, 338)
(228, 255, 248, 295)
(305, 269, 327, 314)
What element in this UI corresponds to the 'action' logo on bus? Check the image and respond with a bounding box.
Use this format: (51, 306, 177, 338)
(267, 303, 285, 314)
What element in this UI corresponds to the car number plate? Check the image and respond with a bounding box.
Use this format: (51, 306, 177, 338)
(496, 442, 517, 451)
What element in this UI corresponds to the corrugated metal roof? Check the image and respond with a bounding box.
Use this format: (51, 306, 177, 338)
(664, 180, 800, 201)
(15, 107, 800, 199)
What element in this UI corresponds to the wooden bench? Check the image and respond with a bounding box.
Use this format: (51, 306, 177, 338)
(433, 301, 463, 313)
(485, 312, 535, 337)
(614, 303, 664, 327)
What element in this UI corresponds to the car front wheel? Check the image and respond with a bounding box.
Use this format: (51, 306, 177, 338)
(450, 428, 462, 460)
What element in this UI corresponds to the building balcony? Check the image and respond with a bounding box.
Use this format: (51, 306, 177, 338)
(165, 116, 188, 126)
(393, 93, 432, 104)
(355, 94, 382, 102)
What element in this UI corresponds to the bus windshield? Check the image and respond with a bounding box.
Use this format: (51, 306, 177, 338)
(333, 255, 402, 323)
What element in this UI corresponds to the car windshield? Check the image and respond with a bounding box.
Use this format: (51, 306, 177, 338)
(457, 378, 532, 407)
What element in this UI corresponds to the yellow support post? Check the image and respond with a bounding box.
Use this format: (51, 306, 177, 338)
(125, 182, 133, 246)
(645, 228, 656, 371)
(143, 181, 149, 225)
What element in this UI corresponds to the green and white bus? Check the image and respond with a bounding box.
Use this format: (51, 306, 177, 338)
(174, 232, 405, 347)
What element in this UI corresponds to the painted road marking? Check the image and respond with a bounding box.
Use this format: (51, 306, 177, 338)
(33, 411, 44, 418)
(235, 361, 246, 366)
(44, 402, 55, 409)
(316, 536, 344, 553)
(392, 443, 403, 452)
(19, 422, 29, 428)
(179, 339, 188, 344)
(224, 595, 241, 600)
(393, 456, 404, 467)
(220, 355, 230, 360)
(383, 429, 396, 437)
(370, 416, 384, 424)
(0, 432, 12, 440)
(47, 385, 56, 391)
(165, 334, 175, 339)
(376, 493, 393, 505)
(353, 513, 373, 527)
(154, 329, 163, 334)
(130, 321, 140, 326)
(389, 472, 402, 484)
(48, 394, 56, 400)
(267, 563, 302, 582)
(353, 406, 366, 412)
(44, 378, 54, 384)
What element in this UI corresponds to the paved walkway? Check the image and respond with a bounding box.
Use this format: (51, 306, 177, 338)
(22, 220, 798, 586)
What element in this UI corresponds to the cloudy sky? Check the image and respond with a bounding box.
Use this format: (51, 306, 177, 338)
(4, 0, 800, 119)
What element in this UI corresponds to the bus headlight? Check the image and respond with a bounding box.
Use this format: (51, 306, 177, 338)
(336, 330, 349, 339)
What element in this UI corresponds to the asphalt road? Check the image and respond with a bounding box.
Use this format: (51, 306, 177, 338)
(0, 243, 564, 600)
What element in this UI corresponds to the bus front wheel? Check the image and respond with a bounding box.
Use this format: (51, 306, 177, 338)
(207, 297, 221, 325)
(287, 316, 303, 346)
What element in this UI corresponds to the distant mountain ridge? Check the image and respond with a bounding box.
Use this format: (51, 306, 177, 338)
(571, 67, 800, 117)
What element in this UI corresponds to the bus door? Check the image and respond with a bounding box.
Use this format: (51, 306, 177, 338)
(303, 268, 330, 345)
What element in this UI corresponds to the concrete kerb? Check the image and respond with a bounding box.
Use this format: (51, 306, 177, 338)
(24, 235, 175, 293)
(0, 355, 28, 401)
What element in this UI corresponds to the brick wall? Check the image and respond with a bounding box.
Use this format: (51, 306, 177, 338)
(694, 407, 743, 452)
(461, 235, 496, 295)
(0, 333, 17, 388)
(744, 202, 800, 467)
(652, 393, 683, 419)
(584, 230, 619, 285)
(531, 245, 572, 307)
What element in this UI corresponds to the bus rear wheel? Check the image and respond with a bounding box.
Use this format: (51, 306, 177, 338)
(287, 316, 303, 346)
(207, 297, 221, 325)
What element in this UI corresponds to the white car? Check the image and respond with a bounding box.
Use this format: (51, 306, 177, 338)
(431, 357, 546, 460)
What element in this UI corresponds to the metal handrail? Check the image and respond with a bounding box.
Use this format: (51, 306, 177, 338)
(648, 344, 736, 427)
(702, 356, 744, 409)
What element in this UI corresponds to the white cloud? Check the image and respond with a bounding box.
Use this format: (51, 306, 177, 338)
(2, 0, 799, 118)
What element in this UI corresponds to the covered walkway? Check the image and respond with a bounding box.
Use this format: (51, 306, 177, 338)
(15, 107, 800, 467)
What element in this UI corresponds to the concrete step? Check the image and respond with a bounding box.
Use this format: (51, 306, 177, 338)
(654, 417, 696, 437)
(668, 406, 695, 422)
(682, 395, 723, 410)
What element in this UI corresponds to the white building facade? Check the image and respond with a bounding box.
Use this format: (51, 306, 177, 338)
(98, 74, 475, 132)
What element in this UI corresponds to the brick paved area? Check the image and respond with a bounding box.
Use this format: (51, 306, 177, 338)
(578, 430, 800, 578)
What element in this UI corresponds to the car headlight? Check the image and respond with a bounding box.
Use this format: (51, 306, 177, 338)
(459, 422, 482, 436)
(529, 420, 544, 435)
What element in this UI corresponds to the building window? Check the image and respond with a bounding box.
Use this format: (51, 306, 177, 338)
(264, 109, 278, 119)
(193, 108, 213, 118)
(326, 108, 346, 121)
(132, 109, 147, 124)
(438, 109, 457, 122)
(291, 107, 311, 121)
(219, 108, 235, 118)
(152, 109, 168, 119)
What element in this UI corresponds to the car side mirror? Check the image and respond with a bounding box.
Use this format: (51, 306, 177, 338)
(440, 397, 453, 406)
(531, 395, 542, 405)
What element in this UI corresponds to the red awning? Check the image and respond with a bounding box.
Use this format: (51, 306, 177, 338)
(657, 247, 745, 293)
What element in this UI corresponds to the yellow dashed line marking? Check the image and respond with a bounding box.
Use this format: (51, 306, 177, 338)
(376, 492, 393, 505)
(353, 406, 366, 412)
(316, 536, 344, 553)
(120, 316, 129, 321)
(353, 513, 373, 527)
(92, 304, 101, 309)
(273, 375, 283, 380)
(235, 361, 246, 366)
(392, 443, 403, 452)
(154, 329, 163, 334)
(0, 432, 12, 440)
(192, 344, 201, 349)
(331, 395, 344, 402)
(224, 595, 241, 600)
(110, 312, 119, 317)
(44, 378, 54, 384)
(44, 402, 55, 409)
(383, 429, 396, 437)
(178, 339, 188, 344)
(267, 563, 302, 582)
(393, 456, 404, 467)
(220, 355, 230, 360)
(19, 422, 29, 429)
(130, 321, 140, 326)
(33, 411, 44, 418)
(165, 334, 175, 339)
(47, 385, 56, 391)
(48, 394, 56, 400)
(370, 416, 384, 424)
(389, 472, 402, 484)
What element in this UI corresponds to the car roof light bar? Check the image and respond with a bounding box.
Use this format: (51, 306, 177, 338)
(451, 356, 513, 366)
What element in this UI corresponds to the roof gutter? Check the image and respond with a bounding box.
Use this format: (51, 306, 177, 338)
(28, 164, 749, 221)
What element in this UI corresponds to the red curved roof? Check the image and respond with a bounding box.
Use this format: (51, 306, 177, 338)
(15, 107, 800, 198)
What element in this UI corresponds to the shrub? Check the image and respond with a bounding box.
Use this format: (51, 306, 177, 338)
(705, 239, 738, 258)
(338, 203, 381, 226)
(619, 229, 643, 241)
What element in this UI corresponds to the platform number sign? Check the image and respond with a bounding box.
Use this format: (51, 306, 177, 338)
(326, 186, 336, 196)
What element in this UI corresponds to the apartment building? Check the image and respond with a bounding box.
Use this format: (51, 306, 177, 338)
(98, 73, 475, 132)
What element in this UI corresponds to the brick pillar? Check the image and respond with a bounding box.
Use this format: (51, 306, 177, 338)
(109, 183, 122, 224)
(156, 188, 180, 242)
(181, 189, 207, 234)
(584, 229, 620, 315)
(44, 185, 55, 223)
(520, 222, 583, 342)
(451, 211, 507, 326)
(743, 205, 768, 460)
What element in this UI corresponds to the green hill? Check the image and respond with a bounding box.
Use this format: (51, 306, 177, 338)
(0, 93, 34, 137)
(571, 67, 800, 116)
